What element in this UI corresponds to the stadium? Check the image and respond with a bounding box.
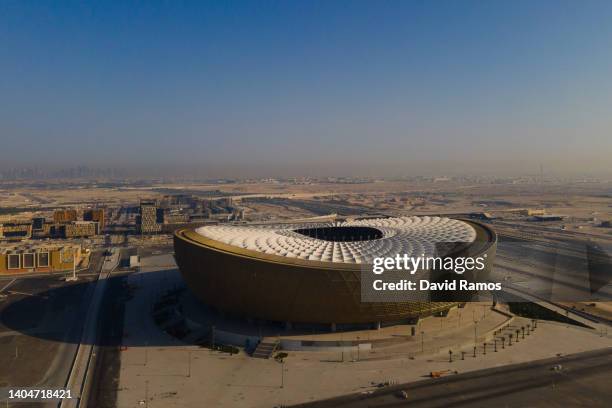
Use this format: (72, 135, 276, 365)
(174, 216, 497, 328)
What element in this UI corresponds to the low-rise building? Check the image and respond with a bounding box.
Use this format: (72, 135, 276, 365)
(531, 214, 565, 222)
(516, 208, 547, 216)
(53, 209, 78, 223)
(63, 221, 99, 238)
(0, 243, 82, 274)
(129, 255, 140, 268)
(163, 212, 189, 224)
(31, 221, 54, 239)
(83, 208, 105, 229)
(469, 212, 495, 220)
(0, 221, 32, 241)
(32, 217, 46, 231)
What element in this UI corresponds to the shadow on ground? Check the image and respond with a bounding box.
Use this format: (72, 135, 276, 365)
(0, 270, 183, 347)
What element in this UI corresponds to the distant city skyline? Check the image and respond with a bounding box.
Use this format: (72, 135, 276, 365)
(1, 163, 610, 181)
(1, 1, 612, 177)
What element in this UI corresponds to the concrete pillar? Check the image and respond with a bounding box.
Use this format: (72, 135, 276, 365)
(285, 321, 292, 331)
(375, 321, 381, 330)
(330, 322, 337, 332)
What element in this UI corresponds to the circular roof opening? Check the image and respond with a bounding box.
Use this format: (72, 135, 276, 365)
(293, 226, 383, 242)
(194, 216, 478, 263)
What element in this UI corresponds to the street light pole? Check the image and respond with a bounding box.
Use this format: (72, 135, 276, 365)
(66, 250, 78, 282)
(421, 331, 424, 352)
(187, 351, 191, 377)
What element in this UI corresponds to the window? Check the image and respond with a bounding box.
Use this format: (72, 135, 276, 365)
(61, 249, 74, 264)
(7, 254, 20, 269)
(22, 253, 35, 268)
(38, 252, 49, 268)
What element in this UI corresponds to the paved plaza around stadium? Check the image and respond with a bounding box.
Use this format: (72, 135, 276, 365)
(113, 254, 612, 408)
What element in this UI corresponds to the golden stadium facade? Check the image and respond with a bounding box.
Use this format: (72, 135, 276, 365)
(174, 216, 497, 326)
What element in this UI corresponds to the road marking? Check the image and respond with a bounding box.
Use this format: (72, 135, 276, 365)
(0, 278, 17, 293)
(61, 249, 118, 408)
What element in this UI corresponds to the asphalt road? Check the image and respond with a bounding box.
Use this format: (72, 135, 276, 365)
(295, 347, 612, 408)
(494, 234, 612, 303)
(0, 251, 104, 407)
(85, 272, 128, 408)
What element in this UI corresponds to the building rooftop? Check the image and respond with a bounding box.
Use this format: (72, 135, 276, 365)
(0, 242, 80, 254)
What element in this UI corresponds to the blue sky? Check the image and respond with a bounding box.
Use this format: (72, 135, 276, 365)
(1, 1, 611, 176)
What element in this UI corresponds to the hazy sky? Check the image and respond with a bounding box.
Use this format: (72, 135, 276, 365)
(1, 1, 612, 177)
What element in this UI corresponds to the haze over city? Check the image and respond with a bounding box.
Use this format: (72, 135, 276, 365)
(2, 2, 612, 408)
(2, 0, 612, 177)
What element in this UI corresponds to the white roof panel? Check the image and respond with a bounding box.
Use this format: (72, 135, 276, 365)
(195, 216, 476, 264)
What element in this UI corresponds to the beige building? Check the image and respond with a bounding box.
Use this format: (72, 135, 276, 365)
(0, 243, 82, 275)
(83, 208, 105, 229)
(516, 208, 547, 216)
(0, 221, 32, 241)
(138, 201, 162, 233)
(53, 209, 78, 223)
(63, 221, 99, 238)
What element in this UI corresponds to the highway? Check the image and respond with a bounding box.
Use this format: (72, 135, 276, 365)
(0, 251, 106, 407)
(0, 248, 122, 407)
(60, 249, 120, 408)
(487, 230, 612, 333)
(493, 231, 612, 303)
(296, 347, 612, 408)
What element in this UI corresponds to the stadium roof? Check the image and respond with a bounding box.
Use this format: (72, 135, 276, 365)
(195, 216, 476, 264)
